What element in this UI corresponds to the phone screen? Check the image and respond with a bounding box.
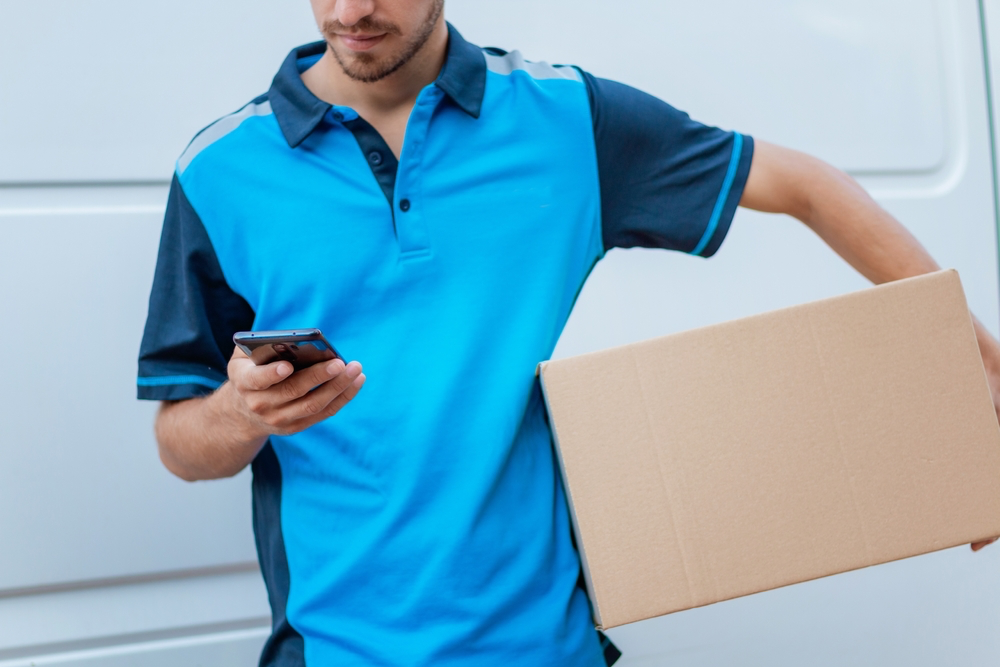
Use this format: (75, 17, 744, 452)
(233, 329, 341, 371)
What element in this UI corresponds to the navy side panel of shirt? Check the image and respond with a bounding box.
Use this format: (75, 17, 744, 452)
(254, 443, 306, 667)
(581, 72, 754, 256)
(137, 174, 255, 399)
(137, 172, 304, 667)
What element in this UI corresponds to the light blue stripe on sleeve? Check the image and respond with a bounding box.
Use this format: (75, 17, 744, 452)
(137, 375, 223, 389)
(691, 132, 744, 257)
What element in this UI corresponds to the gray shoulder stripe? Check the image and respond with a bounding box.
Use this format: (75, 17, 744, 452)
(484, 51, 581, 82)
(177, 100, 273, 174)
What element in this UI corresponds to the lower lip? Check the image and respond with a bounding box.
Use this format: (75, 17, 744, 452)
(339, 34, 387, 52)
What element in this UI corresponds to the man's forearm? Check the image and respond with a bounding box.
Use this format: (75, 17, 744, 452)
(741, 140, 940, 284)
(799, 164, 941, 284)
(741, 139, 1000, 407)
(752, 146, 1000, 364)
(156, 383, 268, 482)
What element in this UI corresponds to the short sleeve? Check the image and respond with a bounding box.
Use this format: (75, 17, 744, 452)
(580, 71, 754, 257)
(137, 174, 256, 401)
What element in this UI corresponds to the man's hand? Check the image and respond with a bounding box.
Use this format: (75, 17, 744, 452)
(971, 317, 1000, 552)
(971, 539, 998, 552)
(225, 347, 366, 440)
(155, 348, 365, 481)
(742, 140, 1000, 552)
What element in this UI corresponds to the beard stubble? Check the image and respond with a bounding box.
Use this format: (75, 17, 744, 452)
(321, 0, 445, 83)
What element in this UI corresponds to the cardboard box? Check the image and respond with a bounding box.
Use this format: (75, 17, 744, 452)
(539, 270, 1000, 630)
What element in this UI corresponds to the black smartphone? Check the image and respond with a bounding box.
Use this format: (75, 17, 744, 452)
(233, 329, 341, 372)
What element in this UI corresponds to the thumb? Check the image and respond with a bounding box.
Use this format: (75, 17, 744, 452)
(230, 348, 293, 391)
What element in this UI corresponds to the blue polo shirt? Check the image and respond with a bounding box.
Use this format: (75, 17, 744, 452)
(138, 24, 752, 667)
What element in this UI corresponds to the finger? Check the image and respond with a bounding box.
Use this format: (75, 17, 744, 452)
(972, 537, 999, 552)
(272, 358, 348, 403)
(287, 372, 366, 431)
(270, 362, 362, 424)
(320, 372, 366, 416)
(971, 537, 998, 551)
(234, 357, 294, 392)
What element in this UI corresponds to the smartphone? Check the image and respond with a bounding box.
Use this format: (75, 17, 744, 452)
(233, 329, 341, 372)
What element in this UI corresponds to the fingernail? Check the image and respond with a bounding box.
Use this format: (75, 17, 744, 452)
(277, 363, 291, 377)
(327, 360, 342, 375)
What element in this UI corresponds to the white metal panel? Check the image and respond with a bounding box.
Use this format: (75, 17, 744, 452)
(0, 0, 319, 183)
(451, 0, 948, 175)
(0, 569, 268, 659)
(983, 0, 1000, 248)
(0, 628, 268, 667)
(0, 193, 258, 589)
(0, 2, 307, 664)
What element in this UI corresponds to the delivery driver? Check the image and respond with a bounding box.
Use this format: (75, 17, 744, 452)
(137, 1, 1000, 665)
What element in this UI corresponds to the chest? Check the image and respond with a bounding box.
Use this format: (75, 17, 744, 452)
(198, 92, 602, 325)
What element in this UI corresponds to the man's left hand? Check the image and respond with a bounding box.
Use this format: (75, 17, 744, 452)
(971, 316, 1000, 552)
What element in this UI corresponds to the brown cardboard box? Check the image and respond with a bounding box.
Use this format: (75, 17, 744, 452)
(539, 270, 1000, 630)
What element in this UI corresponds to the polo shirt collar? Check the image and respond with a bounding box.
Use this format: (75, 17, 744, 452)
(433, 23, 486, 119)
(268, 23, 486, 148)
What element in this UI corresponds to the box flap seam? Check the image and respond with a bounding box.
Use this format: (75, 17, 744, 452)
(630, 346, 697, 609)
(806, 309, 875, 562)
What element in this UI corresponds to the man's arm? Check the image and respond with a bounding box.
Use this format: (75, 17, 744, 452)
(740, 140, 1000, 551)
(155, 351, 365, 481)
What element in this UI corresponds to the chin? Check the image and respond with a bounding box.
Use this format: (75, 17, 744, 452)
(333, 49, 403, 83)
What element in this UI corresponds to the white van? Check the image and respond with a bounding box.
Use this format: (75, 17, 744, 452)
(1, 1, 999, 664)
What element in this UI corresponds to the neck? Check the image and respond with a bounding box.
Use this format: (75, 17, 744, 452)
(302, 19, 449, 116)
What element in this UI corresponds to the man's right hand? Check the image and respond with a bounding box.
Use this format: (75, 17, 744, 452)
(154, 348, 365, 481)
(224, 347, 366, 441)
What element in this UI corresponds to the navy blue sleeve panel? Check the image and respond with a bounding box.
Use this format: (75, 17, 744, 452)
(580, 71, 754, 257)
(137, 174, 256, 401)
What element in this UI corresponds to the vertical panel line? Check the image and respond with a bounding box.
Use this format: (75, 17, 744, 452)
(977, 0, 1000, 328)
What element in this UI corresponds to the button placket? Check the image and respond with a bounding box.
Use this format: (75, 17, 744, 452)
(394, 90, 439, 258)
(335, 108, 399, 216)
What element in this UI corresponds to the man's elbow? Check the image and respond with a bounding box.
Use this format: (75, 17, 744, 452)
(158, 446, 202, 482)
(155, 402, 209, 482)
(153, 422, 206, 481)
(156, 441, 244, 482)
(153, 396, 252, 481)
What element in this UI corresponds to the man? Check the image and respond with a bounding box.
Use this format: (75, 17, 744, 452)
(137, 1, 1000, 665)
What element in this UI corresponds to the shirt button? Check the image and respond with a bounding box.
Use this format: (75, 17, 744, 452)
(399, 198, 411, 212)
(331, 110, 344, 121)
(368, 151, 383, 166)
